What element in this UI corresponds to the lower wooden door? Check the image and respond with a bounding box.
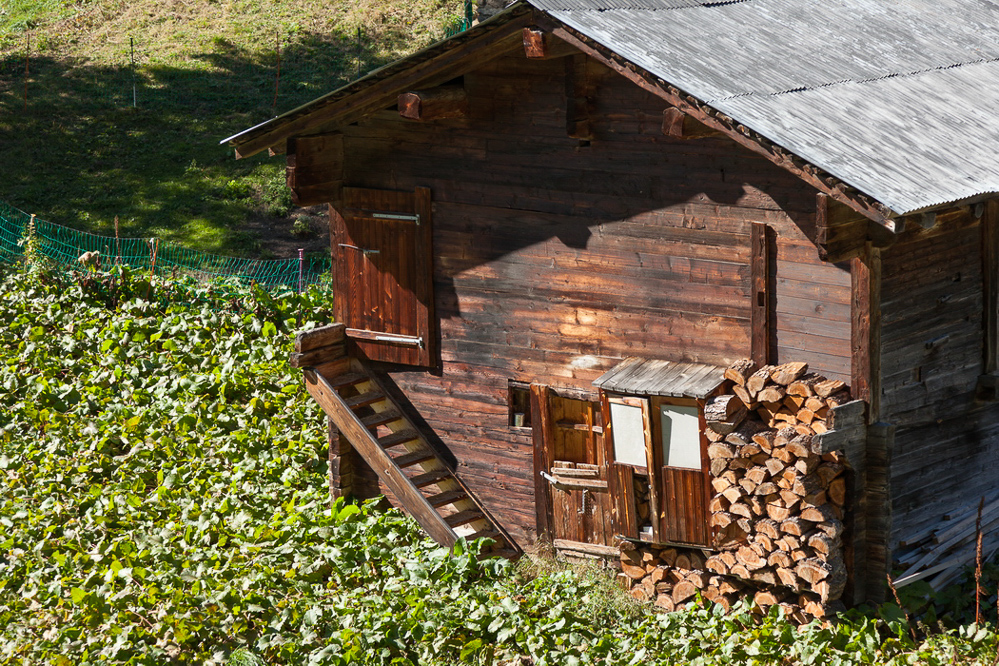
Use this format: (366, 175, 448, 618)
(533, 387, 615, 549)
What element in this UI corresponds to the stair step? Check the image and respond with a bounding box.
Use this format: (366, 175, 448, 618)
(361, 410, 402, 429)
(466, 528, 502, 543)
(393, 448, 436, 468)
(445, 510, 484, 528)
(326, 372, 370, 390)
(427, 490, 468, 508)
(378, 430, 421, 449)
(344, 391, 385, 409)
(410, 469, 451, 488)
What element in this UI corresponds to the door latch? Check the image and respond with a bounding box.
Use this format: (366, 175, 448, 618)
(338, 243, 380, 256)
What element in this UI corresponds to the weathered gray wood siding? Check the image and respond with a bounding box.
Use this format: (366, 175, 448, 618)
(880, 211, 999, 545)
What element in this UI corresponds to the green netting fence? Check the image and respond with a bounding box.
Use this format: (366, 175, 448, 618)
(0, 201, 331, 291)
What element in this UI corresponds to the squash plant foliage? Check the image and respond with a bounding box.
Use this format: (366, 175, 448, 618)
(1, 266, 998, 665)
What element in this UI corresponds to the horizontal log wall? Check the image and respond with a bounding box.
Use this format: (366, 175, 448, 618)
(880, 210, 999, 546)
(327, 50, 850, 548)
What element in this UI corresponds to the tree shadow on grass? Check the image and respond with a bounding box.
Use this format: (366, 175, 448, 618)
(0, 29, 406, 257)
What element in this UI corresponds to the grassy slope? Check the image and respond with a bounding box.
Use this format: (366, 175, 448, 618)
(0, 0, 463, 256)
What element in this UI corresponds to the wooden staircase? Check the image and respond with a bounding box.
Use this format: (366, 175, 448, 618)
(292, 325, 520, 558)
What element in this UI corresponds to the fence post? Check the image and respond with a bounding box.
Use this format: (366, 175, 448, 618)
(272, 30, 282, 115)
(24, 34, 29, 112)
(298, 248, 304, 293)
(131, 37, 137, 109)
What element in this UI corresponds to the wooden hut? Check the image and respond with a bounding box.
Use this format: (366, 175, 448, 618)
(224, 0, 999, 617)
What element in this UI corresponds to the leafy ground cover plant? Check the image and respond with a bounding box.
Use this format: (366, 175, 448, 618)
(1, 265, 998, 665)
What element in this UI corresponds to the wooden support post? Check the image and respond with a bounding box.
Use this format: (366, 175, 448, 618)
(564, 54, 594, 141)
(851, 243, 881, 423)
(327, 417, 380, 503)
(750, 222, 776, 366)
(864, 421, 893, 604)
(397, 85, 469, 121)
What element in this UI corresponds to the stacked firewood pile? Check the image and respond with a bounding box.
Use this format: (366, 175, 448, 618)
(634, 475, 652, 532)
(619, 359, 854, 620)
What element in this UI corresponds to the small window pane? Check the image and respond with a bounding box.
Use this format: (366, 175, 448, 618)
(610, 400, 647, 467)
(660, 404, 701, 469)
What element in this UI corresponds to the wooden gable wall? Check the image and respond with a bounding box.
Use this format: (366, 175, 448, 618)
(322, 48, 852, 548)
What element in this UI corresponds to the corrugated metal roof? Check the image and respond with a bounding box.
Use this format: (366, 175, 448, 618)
(593, 357, 725, 398)
(533, 0, 999, 214)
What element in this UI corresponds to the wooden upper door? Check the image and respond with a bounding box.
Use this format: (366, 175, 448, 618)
(330, 186, 435, 367)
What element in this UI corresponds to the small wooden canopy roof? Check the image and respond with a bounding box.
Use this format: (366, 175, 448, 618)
(593, 357, 724, 399)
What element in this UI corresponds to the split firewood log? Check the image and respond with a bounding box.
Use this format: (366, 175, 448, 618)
(817, 517, 845, 540)
(706, 428, 725, 443)
(758, 385, 786, 403)
(722, 486, 744, 504)
(748, 496, 767, 517)
(766, 503, 792, 522)
(817, 462, 846, 486)
(705, 396, 747, 434)
(780, 516, 813, 536)
(686, 570, 708, 588)
(730, 564, 752, 580)
(750, 451, 771, 465)
(736, 517, 753, 535)
(709, 495, 731, 513)
(754, 533, 774, 552)
(801, 490, 826, 508)
(675, 553, 692, 570)
(774, 426, 799, 447)
(772, 446, 795, 464)
(800, 504, 838, 523)
(715, 521, 749, 547)
(736, 545, 767, 570)
(710, 458, 730, 476)
(811, 421, 829, 434)
(815, 566, 847, 602)
(622, 561, 647, 580)
(732, 384, 757, 409)
(771, 362, 809, 386)
(796, 408, 816, 425)
(739, 441, 763, 458)
(672, 580, 699, 604)
(776, 567, 800, 589)
(751, 567, 778, 585)
(813, 379, 846, 398)
(788, 373, 823, 397)
(794, 424, 815, 436)
(724, 359, 758, 385)
(784, 397, 807, 415)
(756, 518, 781, 540)
(730, 502, 753, 519)
(796, 558, 833, 584)
(776, 469, 797, 490)
(794, 454, 821, 475)
(804, 396, 826, 412)
(706, 555, 729, 575)
(825, 390, 851, 408)
(630, 586, 652, 602)
(650, 567, 668, 585)
(764, 457, 786, 477)
(754, 481, 780, 496)
(655, 594, 675, 611)
(726, 420, 767, 448)
(728, 457, 753, 470)
(792, 474, 822, 497)
(786, 435, 813, 458)
(768, 549, 794, 569)
(807, 533, 840, 557)
(660, 548, 678, 567)
(753, 429, 777, 453)
(747, 366, 776, 394)
(828, 478, 847, 506)
(745, 466, 771, 485)
(656, 581, 674, 594)
(708, 441, 738, 459)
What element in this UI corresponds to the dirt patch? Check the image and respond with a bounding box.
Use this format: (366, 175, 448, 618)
(244, 205, 331, 260)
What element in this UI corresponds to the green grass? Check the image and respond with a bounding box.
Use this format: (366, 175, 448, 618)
(0, 0, 465, 257)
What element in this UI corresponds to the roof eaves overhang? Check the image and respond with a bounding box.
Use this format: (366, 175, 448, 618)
(221, 3, 537, 159)
(528, 11, 900, 230)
